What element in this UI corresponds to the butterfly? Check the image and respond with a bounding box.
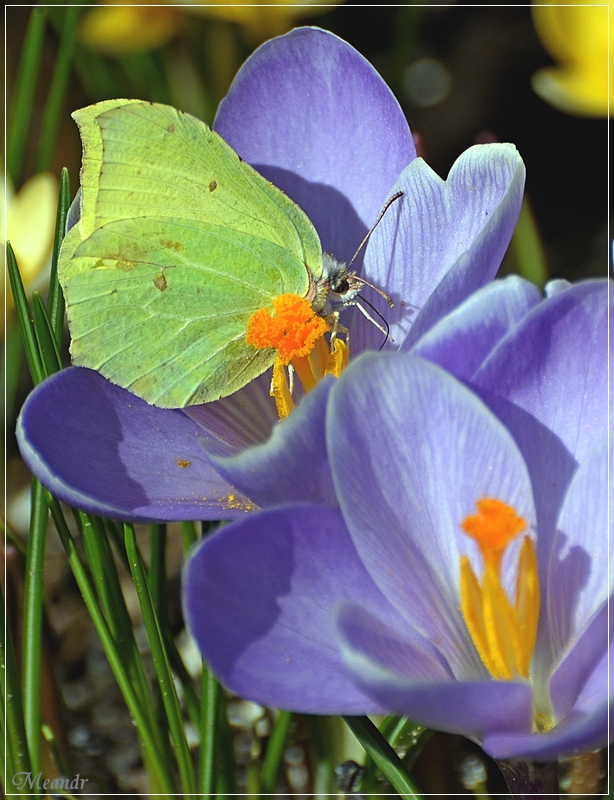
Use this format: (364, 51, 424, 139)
(59, 100, 393, 408)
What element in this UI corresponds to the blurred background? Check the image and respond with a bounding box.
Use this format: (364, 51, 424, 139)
(4, 2, 611, 797)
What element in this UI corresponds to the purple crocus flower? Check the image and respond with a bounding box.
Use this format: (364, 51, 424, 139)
(16, 27, 524, 522)
(184, 279, 611, 760)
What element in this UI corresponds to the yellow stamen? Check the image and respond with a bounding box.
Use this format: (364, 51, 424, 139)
(247, 293, 350, 419)
(325, 338, 350, 377)
(309, 334, 330, 383)
(460, 498, 540, 681)
(270, 358, 295, 419)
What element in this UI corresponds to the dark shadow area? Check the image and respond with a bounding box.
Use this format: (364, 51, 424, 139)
(251, 163, 369, 267)
(185, 512, 295, 675)
(20, 367, 224, 521)
(547, 531, 592, 654)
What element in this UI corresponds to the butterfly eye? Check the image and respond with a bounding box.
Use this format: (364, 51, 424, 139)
(332, 277, 350, 295)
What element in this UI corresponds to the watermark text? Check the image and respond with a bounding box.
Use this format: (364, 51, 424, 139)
(12, 772, 88, 792)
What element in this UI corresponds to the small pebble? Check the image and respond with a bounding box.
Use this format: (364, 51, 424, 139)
(287, 763, 309, 791)
(227, 698, 264, 727)
(335, 760, 364, 793)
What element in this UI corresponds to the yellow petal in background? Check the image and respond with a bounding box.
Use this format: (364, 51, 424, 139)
(6, 172, 58, 291)
(79, 0, 339, 55)
(79, 2, 183, 55)
(179, 0, 336, 44)
(531, 0, 611, 117)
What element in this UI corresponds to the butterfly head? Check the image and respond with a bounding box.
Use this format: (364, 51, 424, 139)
(316, 254, 365, 316)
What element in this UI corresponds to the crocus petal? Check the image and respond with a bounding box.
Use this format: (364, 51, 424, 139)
(484, 640, 612, 760)
(183, 373, 278, 458)
(335, 602, 454, 683)
(183, 504, 420, 714)
(547, 434, 611, 665)
(16, 367, 252, 522)
(214, 27, 415, 263)
(549, 600, 610, 721)
(546, 434, 610, 719)
(208, 377, 337, 508)
(484, 703, 610, 760)
(336, 617, 532, 740)
(357, 143, 524, 353)
(328, 352, 535, 679)
(472, 280, 610, 565)
(411, 275, 542, 381)
(544, 278, 572, 297)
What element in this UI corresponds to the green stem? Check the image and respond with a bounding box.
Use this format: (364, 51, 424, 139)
(344, 716, 424, 799)
(163, 626, 201, 729)
(181, 520, 198, 554)
(148, 524, 167, 618)
(2, 585, 33, 784)
(103, 518, 130, 569)
(6, 243, 44, 386)
(35, 6, 80, 173)
(245, 762, 260, 797)
(76, 514, 154, 718)
(401, 730, 433, 772)
(198, 665, 218, 797)
(148, 524, 170, 741)
(124, 523, 196, 795)
(32, 292, 61, 375)
(509, 197, 549, 289)
(260, 710, 293, 796)
(149, 525, 200, 728)
(41, 723, 71, 778)
(7, 7, 47, 183)
(308, 715, 336, 797)
(47, 498, 175, 795)
(215, 682, 236, 796)
(47, 167, 71, 346)
(21, 480, 49, 780)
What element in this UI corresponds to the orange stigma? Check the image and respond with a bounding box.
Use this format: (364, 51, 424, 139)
(460, 498, 539, 681)
(246, 294, 329, 365)
(246, 294, 348, 419)
(462, 498, 527, 571)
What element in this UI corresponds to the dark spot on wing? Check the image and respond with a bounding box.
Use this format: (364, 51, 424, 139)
(154, 273, 168, 291)
(158, 240, 183, 251)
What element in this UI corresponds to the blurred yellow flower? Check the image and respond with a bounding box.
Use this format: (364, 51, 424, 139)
(80, 0, 337, 54)
(80, 3, 182, 54)
(531, 0, 611, 117)
(4, 172, 58, 318)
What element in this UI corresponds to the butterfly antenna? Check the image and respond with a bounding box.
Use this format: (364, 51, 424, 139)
(347, 191, 404, 271)
(355, 274, 395, 308)
(346, 191, 403, 308)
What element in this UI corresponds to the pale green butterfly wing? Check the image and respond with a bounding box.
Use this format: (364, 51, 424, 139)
(59, 100, 323, 407)
(64, 216, 309, 406)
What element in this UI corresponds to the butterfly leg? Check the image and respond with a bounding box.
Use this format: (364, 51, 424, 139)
(345, 300, 391, 338)
(326, 310, 352, 350)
